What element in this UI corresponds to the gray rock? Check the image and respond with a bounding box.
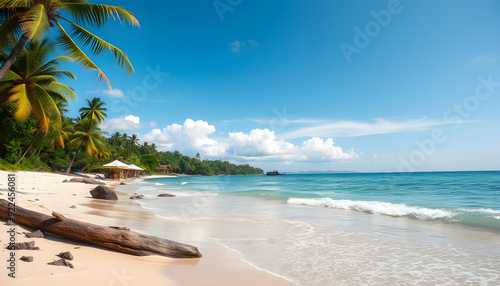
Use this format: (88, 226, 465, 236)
(57, 251, 74, 260)
(20, 256, 33, 262)
(48, 258, 74, 269)
(8, 241, 39, 250)
(157, 193, 176, 197)
(129, 194, 144, 199)
(25, 230, 44, 238)
(90, 186, 118, 200)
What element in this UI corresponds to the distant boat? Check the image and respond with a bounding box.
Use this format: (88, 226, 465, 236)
(266, 170, 286, 175)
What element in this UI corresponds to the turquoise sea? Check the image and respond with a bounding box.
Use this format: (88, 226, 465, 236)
(126, 171, 500, 285)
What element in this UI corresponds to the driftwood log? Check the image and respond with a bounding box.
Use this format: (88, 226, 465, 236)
(0, 199, 201, 258)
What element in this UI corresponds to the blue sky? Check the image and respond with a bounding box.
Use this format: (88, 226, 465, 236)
(57, 0, 500, 172)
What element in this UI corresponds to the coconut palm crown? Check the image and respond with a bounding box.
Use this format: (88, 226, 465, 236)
(79, 96, 107, 123)
(0, 39, 77, 134)
(0, 0, 139, 86)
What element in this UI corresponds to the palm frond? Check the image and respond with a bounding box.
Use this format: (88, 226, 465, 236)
(44, 81, 77, 102)
(0, 0, 32, 9)
(2, 69, 22, 81)
(7, 83, 31, 121)
(31, 82, 62, 133)
(58, 3, 139, 28)
(51, 70, 76, 79)
(55, 20, 110, 88)
(31, 74, 57, 85)
(37, 55, 73, 71)
(0, 13, 21, 49)
(19, 3, 49, 40)
(69, 22, 133, 75)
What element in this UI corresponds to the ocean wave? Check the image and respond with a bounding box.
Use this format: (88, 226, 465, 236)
(458, 208, 500, 220)
(181, 182, 189, 185)
(287, 197, 455, 220)
(154, 183, 164, 186)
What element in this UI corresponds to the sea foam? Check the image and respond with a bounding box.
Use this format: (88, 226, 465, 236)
(287, 197, 455, 220)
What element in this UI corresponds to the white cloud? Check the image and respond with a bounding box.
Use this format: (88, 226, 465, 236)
(246, 118, 324, 126)
(229, 129, 297, 156)
(86, 88, 125, 98)
(102, 115, 142, 131)
(248, 39, 259, 47)
(228, 129, 356, 162)
(474, 53, 498, 63)
(229, 40, 260, 53)
(278, 118, 457, 139)
(142, 119, 229, 157)
(139, 120, 358, 163)
(229, 40, 242, 53)
(299, 137, 357, 161)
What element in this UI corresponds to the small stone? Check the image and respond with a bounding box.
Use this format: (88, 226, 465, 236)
(120, 182, 126, 185)
(62, 179, 68, 183)
(129, 194, 144, 199)
(73, 194, 77, 196)
(157, 193, 176, 197)
(35, 199, 40, 201)
(57, 251, 74, 260)
(69, 205, 76, 209)
(20, 256, 33, 262)
(25, 230, 44, 238)
(48, 258, 74, 268)
(74, 247, 81, 249)
(6, 220, 15, 225)
(9, 241, 39, 250)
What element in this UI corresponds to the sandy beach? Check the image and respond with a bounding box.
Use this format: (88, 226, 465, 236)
(0, 170, 290, 285)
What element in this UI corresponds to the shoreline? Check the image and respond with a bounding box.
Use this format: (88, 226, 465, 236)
(0, 170, 290, 285)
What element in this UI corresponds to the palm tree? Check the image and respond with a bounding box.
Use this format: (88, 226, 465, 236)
(66, 117, 108, 173)
(79, 97, 107, 123)
(130, 134, 139, 146)
(0, 39, 76, 164)
(110, 131, 121, 146)
(0, 0, 139, 85)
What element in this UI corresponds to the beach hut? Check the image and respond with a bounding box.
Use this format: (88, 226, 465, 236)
(128, 164, 144, 178)
(156, 164, 173, 174)
(102, 160, 132, 180)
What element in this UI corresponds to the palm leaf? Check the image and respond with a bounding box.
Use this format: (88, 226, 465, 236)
(69, 22, 133, 75)
(31, 82, 61, 133)
(2, 69, 22, 81)
(0, 0, 32, 9)
(55, 20, 111, 88)
(19, 3, 49, 40)
(59, 3, 139, 28)
(0, 13, 21, 49)
(44, 81, 77, 102)
(37, 55, 73, 72)
(7, 83, 31, 121)
(31, 74, 56, 85)
(51, 70, 77, 80)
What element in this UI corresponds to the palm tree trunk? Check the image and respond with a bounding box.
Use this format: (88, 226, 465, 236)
(35, 147, 42, 160)
(0, 33, 29, 80)
(66, 143, 83, 174)
(16, 130, 38, 165)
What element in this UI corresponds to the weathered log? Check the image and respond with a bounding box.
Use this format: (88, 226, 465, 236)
(0, 199, 201, 258)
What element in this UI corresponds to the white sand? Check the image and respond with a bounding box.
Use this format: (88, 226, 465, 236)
(0, 171, 290, 285)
